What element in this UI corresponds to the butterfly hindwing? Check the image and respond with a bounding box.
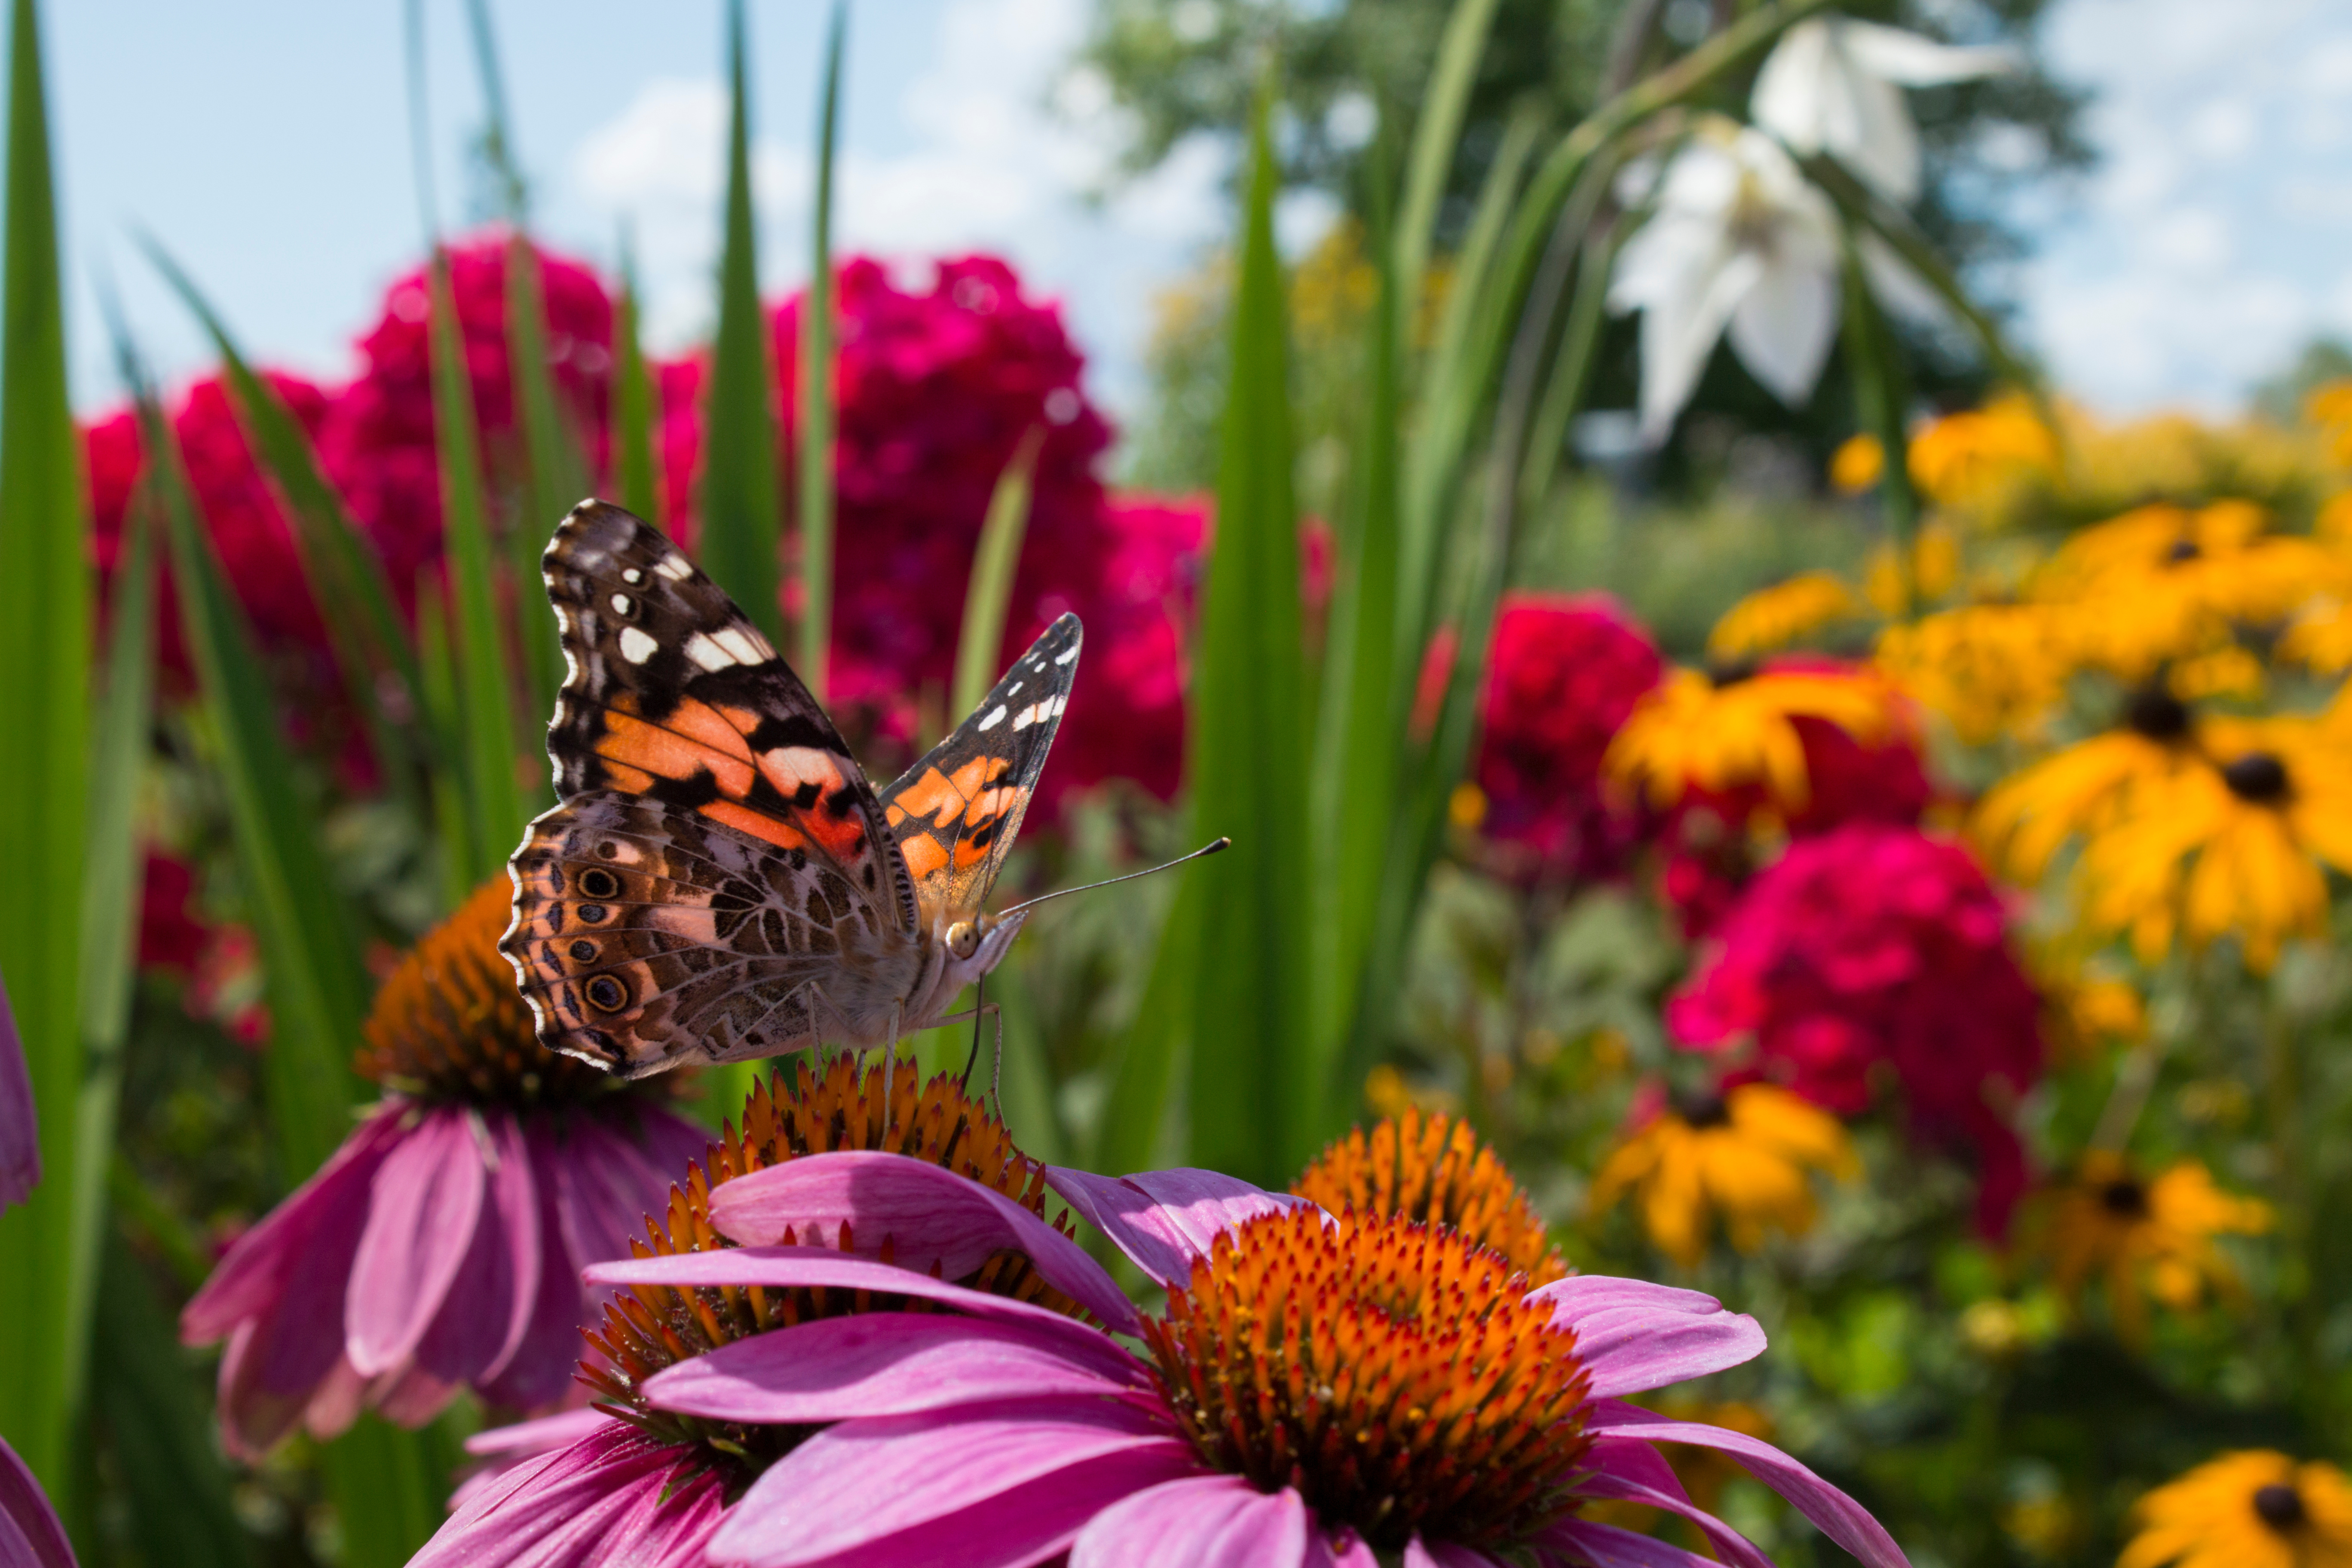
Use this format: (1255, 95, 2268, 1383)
(532, 500, 916, 934)
(881, 614, 1081, 928)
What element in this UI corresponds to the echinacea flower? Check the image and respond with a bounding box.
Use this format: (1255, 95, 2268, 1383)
(1589, 1082, 1858, 1267)
(2030, 1152, 2270, 1346)
(0, 977, 34, 1213)
(2122, 1452, 2352, 1568)
(0, 1434, 74, 1568)
(591, 1158, 1908, 1568)
(1669, 824, 2043, 1234)
(413, 1057, 1124, 1566)
(1292, 1106, 1565, 1283)
(1750, 17, 2018, 205)
(1708, 572, 1865, 662)
(1474, 592, 1662, 881)
(2075, 717, 2352, 969)
(179, 878, 707, 1457)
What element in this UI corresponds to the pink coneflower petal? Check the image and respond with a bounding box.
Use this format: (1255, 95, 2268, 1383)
(1544, 1519, 1724, 1568)
(414, 1422, 723, 1568)
(1045, 1165, 1316, 1286)
(0, 1434, 74, 1568)
(1526, 1275, 1766, 1397)
(416, 1112, 541, 1387)
(547, 1113, 687, 1274)
(1405, 1539, 1508, 1568)
(709, 1398, 1196, 1568)
(702, 1151, 1138, 1330)
(347, 1109, 486, 1376)
(1555, 1470, 1773, 1568)
(451, 1409, 621, 1513)
(643, 1311, 1148, 1426)
(1066, 1473, 1308, 1568)
(1584, 1400, 1908, 1568)
(0, 980, 37, 1214)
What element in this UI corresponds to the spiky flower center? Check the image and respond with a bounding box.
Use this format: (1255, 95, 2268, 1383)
(1142, 1207, 1590, 1552)
(582, 1056, 1079, 1484)
(355, 878, 615, 1104)
(1293, 1109, 1566, 1284)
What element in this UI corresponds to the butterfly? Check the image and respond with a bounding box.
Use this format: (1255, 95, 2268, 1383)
(499, 499, 1078, 1079)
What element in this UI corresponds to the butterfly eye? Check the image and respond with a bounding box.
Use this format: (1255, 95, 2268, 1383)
(946, 920, 981, 961)
(585, 975, 629, 1011)
(578, 867, 621, 899)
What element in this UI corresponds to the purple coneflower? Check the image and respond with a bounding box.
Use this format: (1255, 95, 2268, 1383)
(178, 878, 707, 1458)
(0, 977, 37, 1213)
(607, 1162, 1902, 1568)
(1, 1433, 74, 1567)
(413, 1056, 1132, 1567)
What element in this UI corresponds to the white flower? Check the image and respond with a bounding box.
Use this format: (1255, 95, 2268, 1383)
(1751, 17, 2018, 205)
(1608, 120, 1842, 443)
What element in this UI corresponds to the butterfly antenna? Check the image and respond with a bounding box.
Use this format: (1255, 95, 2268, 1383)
(990, 837, 1231, 923)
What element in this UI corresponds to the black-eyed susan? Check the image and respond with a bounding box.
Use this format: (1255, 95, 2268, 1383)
(2121, 1452, 2352, 1568)
(1830, 432, 1885, 493)
(1605, 660, 1903, 820)
(2033, 1151, 2270, 1346)
(1707, 570, 1865, 661)
(2036, 959, 2147, 1065)
(1975, 681, 2202, 884)
(1588, 1082, 1857, 1267)
(1876, 601, 2072, 745)
(1906, 392, 2057, 508)
(2076, 716, 2352, 968)
(1865, 521, 1960, 614)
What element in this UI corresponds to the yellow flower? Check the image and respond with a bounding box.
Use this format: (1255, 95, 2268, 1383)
(1974, 683, 2201, 883)
(2309, 380, 2352, 466)
(2122, 1452, 2352, 1568)
(1875, 602, 2072, 746)
(2315, 491, 2352, 549)
(2278, 599, 2352, 675)
(1864, 521, 1960, 613)
(1588, 1084, 1857, 1267)
(2032, 1152, 2270, 1345)
(1707, 571, 1865, 660)
(1830, 432, 1885, 493)
(2076, 716, 2352, 969)
(1907, 393, 2057, 508)
(1605, 664, 1902, 816)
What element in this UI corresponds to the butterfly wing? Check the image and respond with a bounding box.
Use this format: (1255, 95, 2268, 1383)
(502, 500, 919, 1070)
(881, 613, 1081, 929)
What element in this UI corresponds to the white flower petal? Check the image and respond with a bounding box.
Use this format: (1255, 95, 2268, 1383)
(1727, 252, 1840, 407)
(1840, 20, 2021, 87)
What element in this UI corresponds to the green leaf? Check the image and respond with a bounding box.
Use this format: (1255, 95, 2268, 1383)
(1091, 873, 1199, 1180)
(796, 0, 845, 701)
(0, 0, 91, 1498)
(1185, 86, 1317, 1186)
(320, 1417, 462, 1568)
(699, 0, 782, 647)
(504, 230, 584, 730)
(89, 1226, 256, 1568)
(413, 577, 477, 910)
(461, 0, 528, 222)
(1392, 0, 1500, 311)
(612, 236, 661, 524)
(429, 246, 531, 881)
(1839, 222, 1920, 615)
(951, 426, 1043, 724)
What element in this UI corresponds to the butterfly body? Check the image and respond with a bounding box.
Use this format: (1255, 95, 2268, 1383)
(501, 500, 1072, 1078)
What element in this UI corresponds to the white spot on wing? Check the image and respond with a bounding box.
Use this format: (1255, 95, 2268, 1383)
(610, 593, 634, 616)
(622, 567, 645, 584)
(654, 553, 693, 581)
(685, 632, 734, 671)
(713, 627, 765, 665)
(1054, 646, 1078, 665)
(978, 704, 1007, 731)
(619, 627, 659, 665)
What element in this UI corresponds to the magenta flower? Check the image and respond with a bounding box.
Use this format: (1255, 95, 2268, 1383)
(0, 1433, 72, 1567)
(179, 880, 706, 1458)
(0, 976, 35, 1213)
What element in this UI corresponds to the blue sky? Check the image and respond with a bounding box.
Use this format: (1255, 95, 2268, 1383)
(38, 0, 2352, 429)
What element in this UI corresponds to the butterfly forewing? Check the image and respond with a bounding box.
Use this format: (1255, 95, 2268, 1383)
(881, 613, 1082, 929)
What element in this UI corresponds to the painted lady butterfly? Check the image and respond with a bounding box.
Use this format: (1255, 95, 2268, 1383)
(500, 500, 1078, 1078)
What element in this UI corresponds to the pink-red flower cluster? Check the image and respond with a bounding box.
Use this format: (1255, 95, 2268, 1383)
(1669, 823, 2044, 1233)
(1475, 592, 1663, 879)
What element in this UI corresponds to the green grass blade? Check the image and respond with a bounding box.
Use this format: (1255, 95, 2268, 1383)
(462, 0, 527, 221)
(504, 231, 582, 729)
(1092, 873, 1200, 1178)
(699, 0, 782, 646)
(1393, 0, 1500, 309)
(613, 235, 661, 522)
(414, 578, 478, 910)
(429, 247, 530, 878)
(90, 1227, 256, 1568)
(1517, 218, 1628, 510)
(0, 0, 91, 1498)
(321, 1418, 460, 1568)
(951, 426, 1043, 723)
(145, 239, 426, 774)
(1839, 224, 1920, 615)
(796, 0, 845, 701)
(64, 466, 154, 1437)
(1185, 86, 1317, 1186)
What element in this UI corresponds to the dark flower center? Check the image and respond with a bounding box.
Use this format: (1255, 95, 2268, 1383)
(2222, 751, 2291, 804)
(1293, 1109, 1565, 1283)
(1670, 1086, 1733, 1130)
(1145, 1208, 1590, 1553)
(2098, 1178, 2150, 1219)
(2254, 1482, 2307, 1531)
(1706, 659, 1760, 688)
(2165, 539, 2202, 565)
(2122, 686, 2191, 743)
